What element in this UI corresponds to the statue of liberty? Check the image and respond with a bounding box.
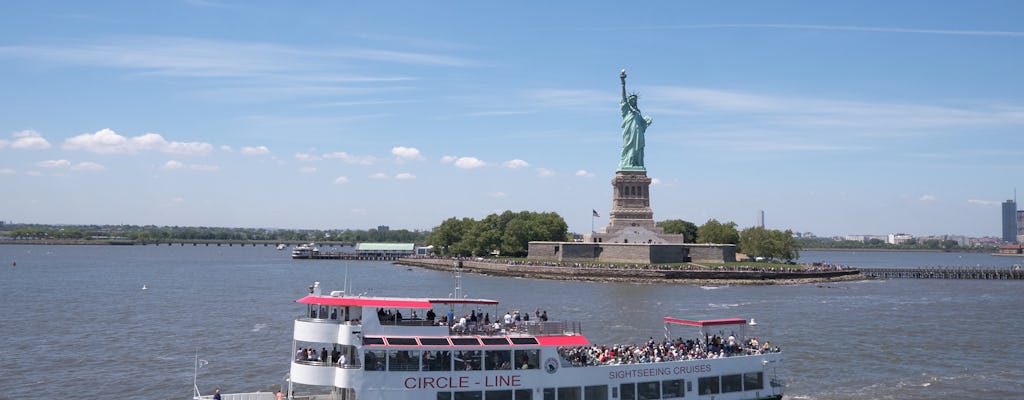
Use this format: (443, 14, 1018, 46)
(618, 69, 652, 171)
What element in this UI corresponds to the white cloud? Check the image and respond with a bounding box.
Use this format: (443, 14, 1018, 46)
(575, 169, 594, 177)
(489, 191, 507, 198)
(240, 145, 270, 155)
(294, 152, 320, 162)
(9, 129, 51, 149)
(0, 139, 7, 148)
(369, 172, 389, 179)
(392, 146, 424, 161)
(324, 151, 375, 165)
(220, 145, 234, 152)
(453, 157, 486, 169)
(161, 159, 218, 171)
(967, 199, 1000, 206)
(536, 168, 554, 177)
(37, 159, 71, 168)
(0, 168, 15, 175)
(334, 176, 350, 184)
(71, 161, 105, 171)
(440, 155, 457, 164)
(503, 159, 529, 169)
(651, 178, 663, 185)
(395, 172, 416, 180)
(63, 128, 212, 155)
(918, 194, 937, 201)
(299, 167, 317, 174)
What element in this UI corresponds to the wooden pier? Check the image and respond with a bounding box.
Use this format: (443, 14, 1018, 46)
(861, 267, 1024, 280)
(295, 252, 404, 261)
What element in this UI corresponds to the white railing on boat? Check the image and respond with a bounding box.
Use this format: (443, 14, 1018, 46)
(194, 392, 275, 400)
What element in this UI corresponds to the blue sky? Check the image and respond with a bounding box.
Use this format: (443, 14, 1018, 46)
(1, 1, 1022, 237)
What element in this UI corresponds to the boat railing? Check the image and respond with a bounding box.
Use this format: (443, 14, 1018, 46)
(447, 320, 582, 337)
(194, 392, 276, 400)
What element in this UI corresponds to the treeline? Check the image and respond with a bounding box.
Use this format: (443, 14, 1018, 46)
(1, 224, 427, 244)
(796, 237, 985, 251)
(424, 211, 568, 257)
(659, 219, 801, 261)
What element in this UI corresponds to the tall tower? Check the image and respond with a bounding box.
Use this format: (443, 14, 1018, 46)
(1002, 199, 1018, 243)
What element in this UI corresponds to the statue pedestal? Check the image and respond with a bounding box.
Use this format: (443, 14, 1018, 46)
(584, 170, 685, 244)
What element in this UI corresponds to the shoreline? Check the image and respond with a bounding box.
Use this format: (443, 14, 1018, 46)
(396, 258, 865, 286)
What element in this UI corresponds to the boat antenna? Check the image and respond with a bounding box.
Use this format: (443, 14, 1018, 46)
(193, 348, 200, 398)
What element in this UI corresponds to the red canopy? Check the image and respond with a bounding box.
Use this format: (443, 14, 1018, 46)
(535, 335, 590, 346)
(297, 296, 433, 309)
(663, 317, 746, 327)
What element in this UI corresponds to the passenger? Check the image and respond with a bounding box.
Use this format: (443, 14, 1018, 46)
(426, 309, 436, 322)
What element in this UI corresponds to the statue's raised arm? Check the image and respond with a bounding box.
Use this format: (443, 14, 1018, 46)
(620, 69, 628, 103)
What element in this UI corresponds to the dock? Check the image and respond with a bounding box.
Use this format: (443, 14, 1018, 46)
(294, 252, 404, 261)
(860, 267, 1024, 280)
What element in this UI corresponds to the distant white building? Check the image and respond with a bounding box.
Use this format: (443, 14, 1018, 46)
(844, 234, 887, 243)
(887, 233, 914, 245)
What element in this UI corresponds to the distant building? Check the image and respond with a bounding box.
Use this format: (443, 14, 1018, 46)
(887, 233, 913, 245)
(1017, 210, 1024, 237)
(377, 225, 390, 232)
(844, 234, 886, 243)
(1003, 200, 1018, 243)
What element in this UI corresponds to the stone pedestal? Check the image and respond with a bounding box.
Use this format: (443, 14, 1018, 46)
(584, 170, 684, 244)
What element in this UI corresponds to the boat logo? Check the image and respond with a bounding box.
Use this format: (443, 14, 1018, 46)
(544, 357, 559, 374)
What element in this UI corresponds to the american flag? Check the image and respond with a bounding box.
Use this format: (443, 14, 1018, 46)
(592, 210, 600, 217)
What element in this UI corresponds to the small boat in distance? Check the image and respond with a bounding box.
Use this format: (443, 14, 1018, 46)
(277, 244, 287, 251)
(141, 284, 148, 290)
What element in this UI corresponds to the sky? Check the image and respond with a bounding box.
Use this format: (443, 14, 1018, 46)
(1, 1, 1022, 237)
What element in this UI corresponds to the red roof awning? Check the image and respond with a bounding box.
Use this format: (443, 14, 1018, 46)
(427, 298, 500, 305)
(296, 296, 433, 309)
(535, 335, 590, 346)
(663, 317, 747, 327)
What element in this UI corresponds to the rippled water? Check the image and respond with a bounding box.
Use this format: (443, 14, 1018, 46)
(1, 246, 1022, 399)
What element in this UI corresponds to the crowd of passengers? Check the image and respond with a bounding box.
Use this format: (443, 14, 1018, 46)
(557, 335, 780, 366)
(296, 346, 352, 366)
(377, 307, 551, 334)
(410, 255, 855, 273)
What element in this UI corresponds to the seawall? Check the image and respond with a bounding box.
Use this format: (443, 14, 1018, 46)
(395, 258, 863, 285)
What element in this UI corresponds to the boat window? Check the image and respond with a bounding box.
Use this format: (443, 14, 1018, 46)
(385, 337, 418, 346)
(451, 338, 481, 346)
(743, 372, 763, 391)
(485, 390, 513, 400)
(436, 392, 452, 400)
(514, 349, 540, 370)
(362, 337, 385, 345)
(422, 350, 451, 371)
(509, 337, 538, 345)
(661, 379, 685, 398)
(637, 381, 660, 400)
(557, 386, 581, 400)
(619, 383, 636, 400)
(584, 385, 608, 400)
(485, 350, 512, 370)
(329, 307, 339, 320)
(364, 350, 386, 371)
(454, 350, 482, 371)
(721, 374, 742, 393)
(482, 337, 510, 346)
(514, 389, 532, 400)
(543, 388, 555, 400)
(698, 376, 720, 395)
(420, 337, 451, 346)
(308, 305, 318, 319)
(453, 391, 482, 400)
(388, 350, 420, 371)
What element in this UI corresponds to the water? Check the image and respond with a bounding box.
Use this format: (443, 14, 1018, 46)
(1, 245, 1022, 399)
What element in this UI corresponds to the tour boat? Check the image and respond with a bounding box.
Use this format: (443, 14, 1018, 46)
(195, 282, 783, 400)
(292, 243, 319, 259)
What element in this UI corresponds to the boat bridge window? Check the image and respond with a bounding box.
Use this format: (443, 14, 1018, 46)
(584, 385, 608, 400)
(422, 350, 452, 371)
(454, 350, 482, 371)
(721, 374, 743, 393)
(482, 337, 510, 346)
(420, 337, 451, 346)
(509, 337, 538, 345)
(637, 381, 660, 399)
(364, 350, 386, 371)
(557, 386, 581, 400)
(389, 350, 420, 371)
(698, 376, 720, 395)
(362, 337, 385, 345)
(513, 349, 540, 370)
(743, 372, 763, 390)
(484, 350, 512, 370)
(619, 383, 635, 400)
(661, 379, 685, 398)
(451, 337, 481, 346)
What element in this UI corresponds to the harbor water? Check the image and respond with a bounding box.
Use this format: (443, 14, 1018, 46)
(1, 245, 1022, 399)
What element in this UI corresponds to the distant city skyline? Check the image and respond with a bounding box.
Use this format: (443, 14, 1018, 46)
(1, 2, 1022, 237)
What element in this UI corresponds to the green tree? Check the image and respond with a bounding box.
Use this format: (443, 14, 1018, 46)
(657, 219, 698, 243)
(739, 227, 800, 261)
(696, 219, 739, 245)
